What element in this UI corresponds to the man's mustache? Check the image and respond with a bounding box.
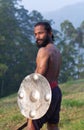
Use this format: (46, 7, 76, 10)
(36, 39, 43, 42)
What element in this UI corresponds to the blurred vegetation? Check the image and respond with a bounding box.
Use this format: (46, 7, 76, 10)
(0, 0, 84, 97)
(0, 79, 84, 130)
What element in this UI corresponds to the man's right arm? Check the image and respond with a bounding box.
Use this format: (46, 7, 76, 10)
(35, 48, 50, 76)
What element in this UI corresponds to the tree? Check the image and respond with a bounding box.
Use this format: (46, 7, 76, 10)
(75, 21, 84, 79)
(57, 20, 84, 82)
(0, 0, 55, 96)
(0, 64, 8, 96)
(57, 20, 78, 82)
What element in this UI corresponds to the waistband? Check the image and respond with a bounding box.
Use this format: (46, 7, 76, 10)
(49, 81, 58, 89)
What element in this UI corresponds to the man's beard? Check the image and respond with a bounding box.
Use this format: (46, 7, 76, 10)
(36, 35, 50, 48)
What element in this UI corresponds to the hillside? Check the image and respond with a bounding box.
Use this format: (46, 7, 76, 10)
(43, 2, 84, 30)
(0, 79, 84, 130)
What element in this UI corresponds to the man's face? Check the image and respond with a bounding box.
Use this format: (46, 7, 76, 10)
(34, 25, 50, 48)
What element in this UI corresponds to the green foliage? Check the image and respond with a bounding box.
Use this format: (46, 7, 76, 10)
(60, 20, 77, 40)
(0, 0, 84, 97)
(57, 20, 84, 83)
(60, 79, 84, 95)
(62, 99, 84, 107)
(0, 0, 39, 96)
(0, 63, 8, 77)
(0, 0, 53, 97)
(0, 79, 84, 130)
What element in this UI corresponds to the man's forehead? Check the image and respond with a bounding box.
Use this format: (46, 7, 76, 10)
(34, 25, 46, 32)
(34, 25, 45, 29)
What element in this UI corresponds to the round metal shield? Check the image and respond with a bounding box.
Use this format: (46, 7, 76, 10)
(17, 73, 52, 119)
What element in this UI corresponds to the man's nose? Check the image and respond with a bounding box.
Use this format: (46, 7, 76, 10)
(35, 34, 40, 39)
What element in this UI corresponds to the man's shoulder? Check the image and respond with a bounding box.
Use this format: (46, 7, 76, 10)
(38, 47, 48, 53)
(37, 47, 50, 58)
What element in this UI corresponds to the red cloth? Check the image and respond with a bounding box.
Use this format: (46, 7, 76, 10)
(49, 81, 58, 89)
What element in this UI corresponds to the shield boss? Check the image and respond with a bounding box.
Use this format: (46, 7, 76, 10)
(17, 73, 52, 119)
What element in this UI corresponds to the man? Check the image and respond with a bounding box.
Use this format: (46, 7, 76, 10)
(27, 22, 62, 130)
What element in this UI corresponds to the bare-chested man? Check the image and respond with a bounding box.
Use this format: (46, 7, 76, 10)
(27, 22, 62, 130)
